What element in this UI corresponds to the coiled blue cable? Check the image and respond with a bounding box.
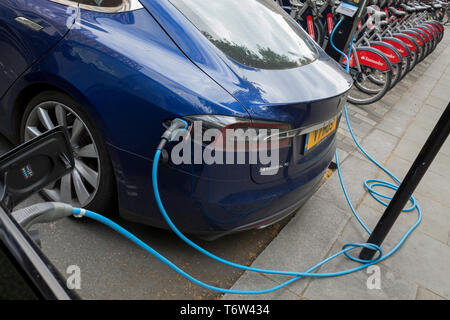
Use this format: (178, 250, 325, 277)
(73, 18, 422, 295)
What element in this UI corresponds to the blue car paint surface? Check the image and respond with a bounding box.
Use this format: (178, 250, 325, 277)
(0, 0, 352, 235)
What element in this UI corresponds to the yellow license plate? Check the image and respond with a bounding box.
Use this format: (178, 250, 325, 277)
(304, 119, 338, 152)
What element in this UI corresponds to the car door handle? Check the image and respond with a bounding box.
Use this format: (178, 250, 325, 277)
(15, 17, 43, 31)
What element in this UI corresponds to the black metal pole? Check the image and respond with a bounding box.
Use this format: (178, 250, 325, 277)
(359, 102, 450, 260)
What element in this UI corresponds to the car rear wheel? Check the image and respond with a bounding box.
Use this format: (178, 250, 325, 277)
(20, 91, 116, 213)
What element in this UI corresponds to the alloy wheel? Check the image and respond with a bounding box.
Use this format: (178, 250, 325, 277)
(23, 101, 101, 207)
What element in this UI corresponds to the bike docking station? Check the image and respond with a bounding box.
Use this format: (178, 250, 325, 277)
(324, 0, 368, 63)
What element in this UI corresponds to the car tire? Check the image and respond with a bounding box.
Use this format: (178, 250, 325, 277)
(20, 90, 116, 214)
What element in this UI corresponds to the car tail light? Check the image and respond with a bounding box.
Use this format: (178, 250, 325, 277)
(181, 115, 293, 151)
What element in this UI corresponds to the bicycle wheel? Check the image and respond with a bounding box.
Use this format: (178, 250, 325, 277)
(409, 28, 431, 60)
(399, 55, 411, 80)
(346, 47, 393, 105)
(299, 15, 323, 45)
(314, 18, 325, 47)
(367, 42, 402, 89)
(416, 25, 437, 52)
(349, 68, 393, 105)
(368, 62, 401, 89)
(403, 30, 427, 62)
(381, 37, 412, 80)
(392, 33, 419, 72)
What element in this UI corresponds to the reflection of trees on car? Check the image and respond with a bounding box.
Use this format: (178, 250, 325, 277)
(203, 32, 308, 69)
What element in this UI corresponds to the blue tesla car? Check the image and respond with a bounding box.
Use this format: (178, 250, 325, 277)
(0, 0, 352, 238)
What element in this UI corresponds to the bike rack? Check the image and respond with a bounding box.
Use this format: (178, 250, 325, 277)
(324, 0, 369, 62)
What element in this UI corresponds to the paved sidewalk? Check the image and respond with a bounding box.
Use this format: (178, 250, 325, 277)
(223, 29, 450, 300)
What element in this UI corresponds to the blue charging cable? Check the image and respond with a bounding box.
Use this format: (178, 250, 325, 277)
(73, 19, 422, 295)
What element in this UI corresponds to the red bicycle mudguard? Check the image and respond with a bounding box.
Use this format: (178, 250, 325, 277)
(382, 37, 411, 57)
(306, 15, 315, 41)
(326, 13, 334, 36)
(370, 41, 402, 64)
(409, 28, 430, 44)
(342, 47, 391, 71)
(416, 26, 435, 41)
(393, 34, 418, 52)
(402, 31, 424, 46)
(420, 24, 437, 38)
(423, 22, 442, 36)
(426, 20, 444, 32)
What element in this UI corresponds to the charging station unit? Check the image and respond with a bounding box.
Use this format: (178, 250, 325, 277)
(0, 126, 77, 299)
(0, 127, 74, 213)
(324, 0, 369, 62)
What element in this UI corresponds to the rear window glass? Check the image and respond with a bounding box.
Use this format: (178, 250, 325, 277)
(169, 0, 318, 70)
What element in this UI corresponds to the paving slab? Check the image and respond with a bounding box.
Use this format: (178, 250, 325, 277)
(360, 187, 450, 245)
(226, 195, 351, 298)
(326, 202, 450, 300)
(414, 169, 450, 209)
(314, 155, 380, 212)
(358, 129, 399, 164)
(379, 221, 450, 300)
(414, 104, 445, 130)
(303, 208, 418, 300)
(221, 272, 301, 300)
(376, 109, 414, 138)
(393, 135, 426, 163)
(416, 287, 446, 300)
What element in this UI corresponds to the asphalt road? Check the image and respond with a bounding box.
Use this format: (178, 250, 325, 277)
(0, 133, 290, 300)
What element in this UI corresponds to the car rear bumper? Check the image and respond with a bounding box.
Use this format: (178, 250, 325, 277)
(107, 130, 337, 236)
(196, 171, 324, 240)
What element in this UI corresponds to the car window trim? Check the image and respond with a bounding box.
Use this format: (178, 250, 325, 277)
(49, 0, 143, 13)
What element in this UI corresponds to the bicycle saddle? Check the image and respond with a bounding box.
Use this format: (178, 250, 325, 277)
(289, 0, 304, 7)
(413, 5, 426, 12)
(366, 5, 378, 14)
(400, 4, 416, 13)
(388, 6, 407, 16)
(432, 4, 442, 9)
(375, 11, 388, 19)
(367, 6, 388, 19)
